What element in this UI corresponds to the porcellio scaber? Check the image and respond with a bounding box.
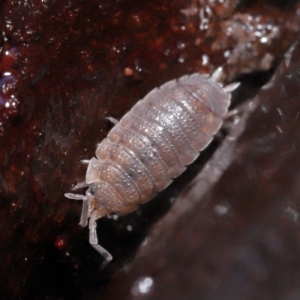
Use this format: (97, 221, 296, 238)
(65, 67, 239, 264)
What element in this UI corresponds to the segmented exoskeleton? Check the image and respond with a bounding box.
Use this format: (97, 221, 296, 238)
(65, 67, 239, 265)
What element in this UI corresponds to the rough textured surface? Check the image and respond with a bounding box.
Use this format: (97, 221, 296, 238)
(105, 41, 300, 299)
(0, 0, 300, 299)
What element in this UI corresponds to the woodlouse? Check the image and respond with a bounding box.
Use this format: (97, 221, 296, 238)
(65, 67, 239, 264)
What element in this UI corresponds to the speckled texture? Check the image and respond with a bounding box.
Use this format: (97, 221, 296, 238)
(0, 0, 300, 299)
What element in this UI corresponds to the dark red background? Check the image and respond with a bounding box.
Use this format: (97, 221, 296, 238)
(1, 0, 300, 299)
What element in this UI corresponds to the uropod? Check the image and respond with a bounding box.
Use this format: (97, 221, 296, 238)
(65, 67, 240, 265)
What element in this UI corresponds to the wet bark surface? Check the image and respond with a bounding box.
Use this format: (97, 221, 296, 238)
(0, 0, 300, 299)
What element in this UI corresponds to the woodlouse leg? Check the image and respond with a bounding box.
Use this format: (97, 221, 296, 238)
(105, 116, 119, 125)
(89, 210, 113, 266)
(79, 197, 89, 227)
(71, 181, 89, 191)
(211, 67, 223, 81)
(80, 159, 90, 164)
(223, 101, 251, 130)
(223, 82, 240, 93)
(79, 197, 96, 227)
(64, 193, 90, 226)
(65, 193, 86, 200)
(223, 82, 241, 120)
(225, 109, 239, 119)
